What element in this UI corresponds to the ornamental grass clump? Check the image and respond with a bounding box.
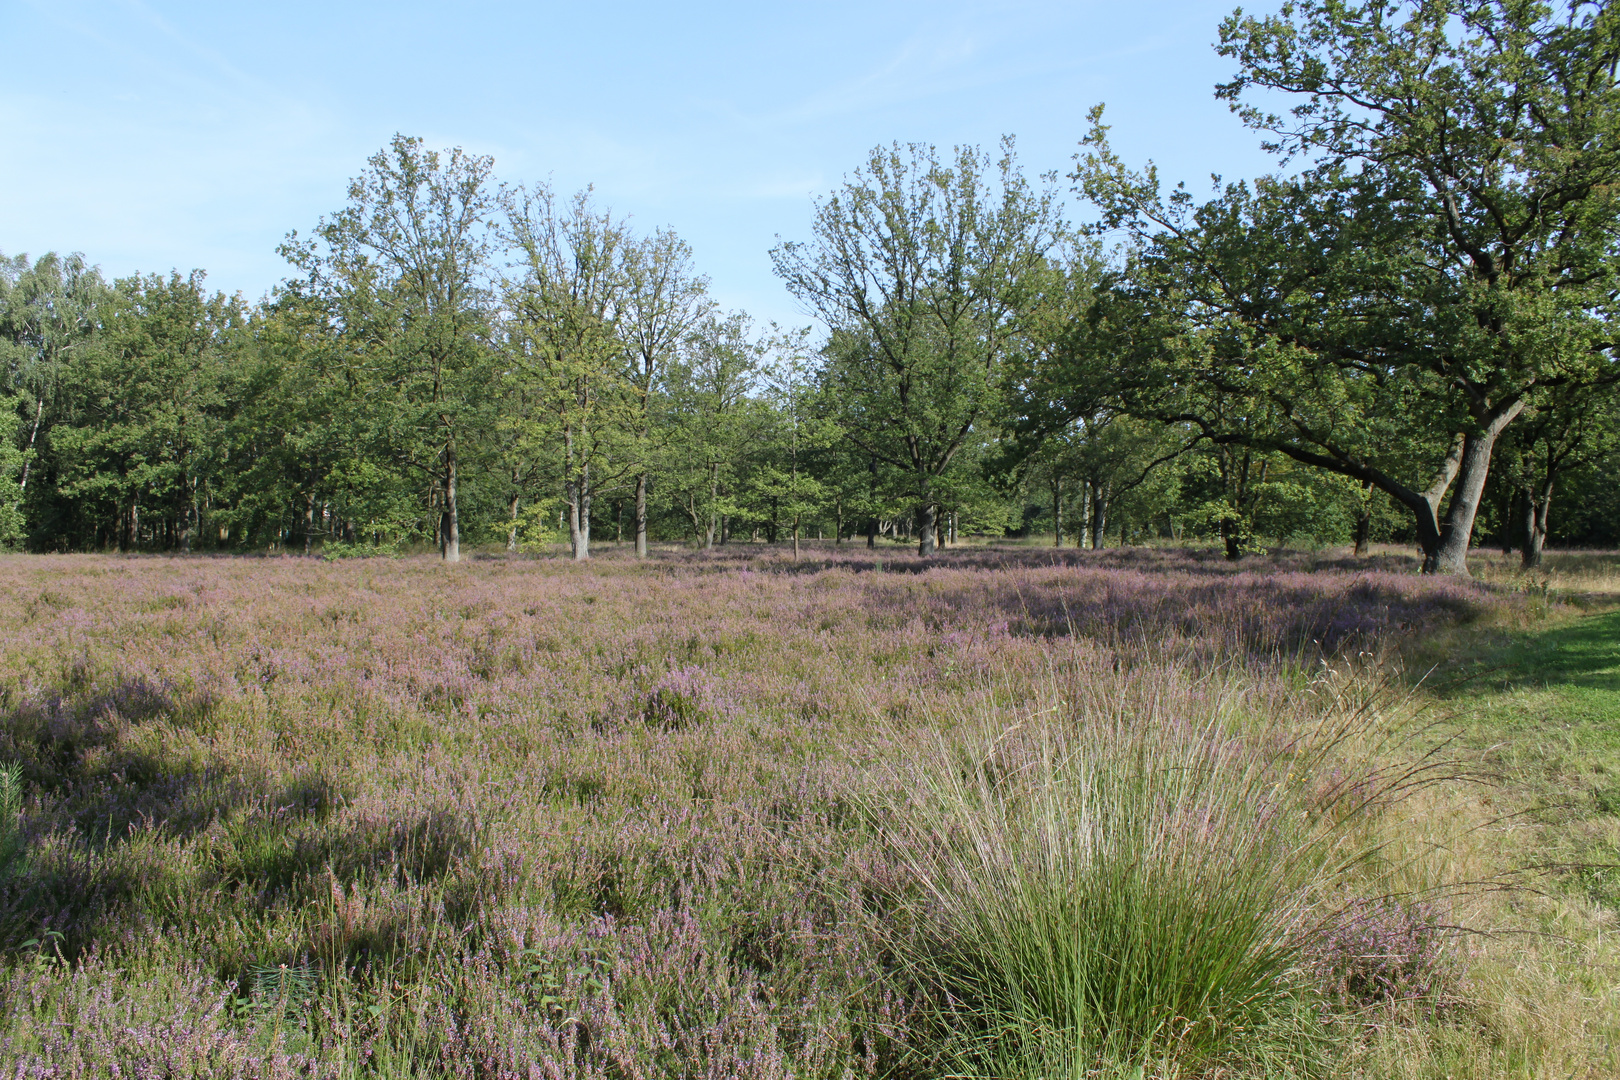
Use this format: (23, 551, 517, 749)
(878, 671, 1441, 1079)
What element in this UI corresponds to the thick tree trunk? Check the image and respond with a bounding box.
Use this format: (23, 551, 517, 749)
(1432, 411, 1520, 574)
(917, 503, 937, 556)
(1222, 518, 1244, 561)
(866, 517, 877, 548)
(635, 472, 649, 558)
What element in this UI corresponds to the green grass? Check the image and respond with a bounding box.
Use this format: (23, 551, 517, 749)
(1436, 607, 1620, 825)
(1347, 601, 1620, 1079)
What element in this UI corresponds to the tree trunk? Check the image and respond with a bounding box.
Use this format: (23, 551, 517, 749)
(1352, 480, 1373, 557)
(1498, 487, 1516, 555)
(303, 491, 315, 556)
(507, 493, 521, 552)
(917, 502, 938, 556)
(1052, 478, 1063, 547)
(1432, 412, 1520, 575)
(18, 396, 43, 496)
(635, 472, 649, 558)
(564, 427, 590, 561)
(1352, 507, 1372, 557)
(1521, 481, 1553, 570)
(579, 475, 591, 559)
(1222, 518, 1244, 561)
(180, 478, 196, 555)
(566, 466, 592, 560)
(866, 517, 877, 548)
(443, 437, 462, 564)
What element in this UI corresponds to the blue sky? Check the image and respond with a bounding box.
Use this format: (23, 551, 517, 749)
(2, 0, 1281, 329)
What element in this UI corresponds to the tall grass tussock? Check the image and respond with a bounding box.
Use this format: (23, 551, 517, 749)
(873, 659, 1458, 1079)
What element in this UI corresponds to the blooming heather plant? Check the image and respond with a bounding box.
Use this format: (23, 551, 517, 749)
(1309, 899, 1454, 1010)
(0, 548, 1506, 1076)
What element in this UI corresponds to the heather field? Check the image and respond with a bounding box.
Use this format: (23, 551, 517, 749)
(0, 546, 1615, 1078)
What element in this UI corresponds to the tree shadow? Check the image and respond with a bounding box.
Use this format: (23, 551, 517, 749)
(0, 675, 475, 960)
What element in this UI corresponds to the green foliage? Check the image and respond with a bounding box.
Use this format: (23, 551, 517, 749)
(1073, 0, 1620, 573)
(773, 139, 1065, 553)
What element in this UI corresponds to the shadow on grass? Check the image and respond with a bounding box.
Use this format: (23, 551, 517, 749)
(0, 675, 475, 961)
(1436, 609, 1620, 697)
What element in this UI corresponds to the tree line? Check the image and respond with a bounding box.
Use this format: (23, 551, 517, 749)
(3, 0, 1618, 574)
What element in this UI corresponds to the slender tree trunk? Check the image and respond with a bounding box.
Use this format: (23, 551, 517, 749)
(180, 477, 196, 555)
(443, 437, 462, 564)
(917, 502, 938, 556)
(1498, 486, 1515, 555)
(1077, 481, 1089, 548)
(1053, 477, 1063, 547)
(705, 463, 720, 549)
(834, 494, 843, 546)
(302, 491, 315, 556)
(578, 472, 592, 559)
(564, 426, 590, 560)
(507, 493, 521, 551)
(1352, 481, 1373, 557)
(566, 465, 592, 561)
(18, 396, 43, 495)
(635, 472, 649, 558)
